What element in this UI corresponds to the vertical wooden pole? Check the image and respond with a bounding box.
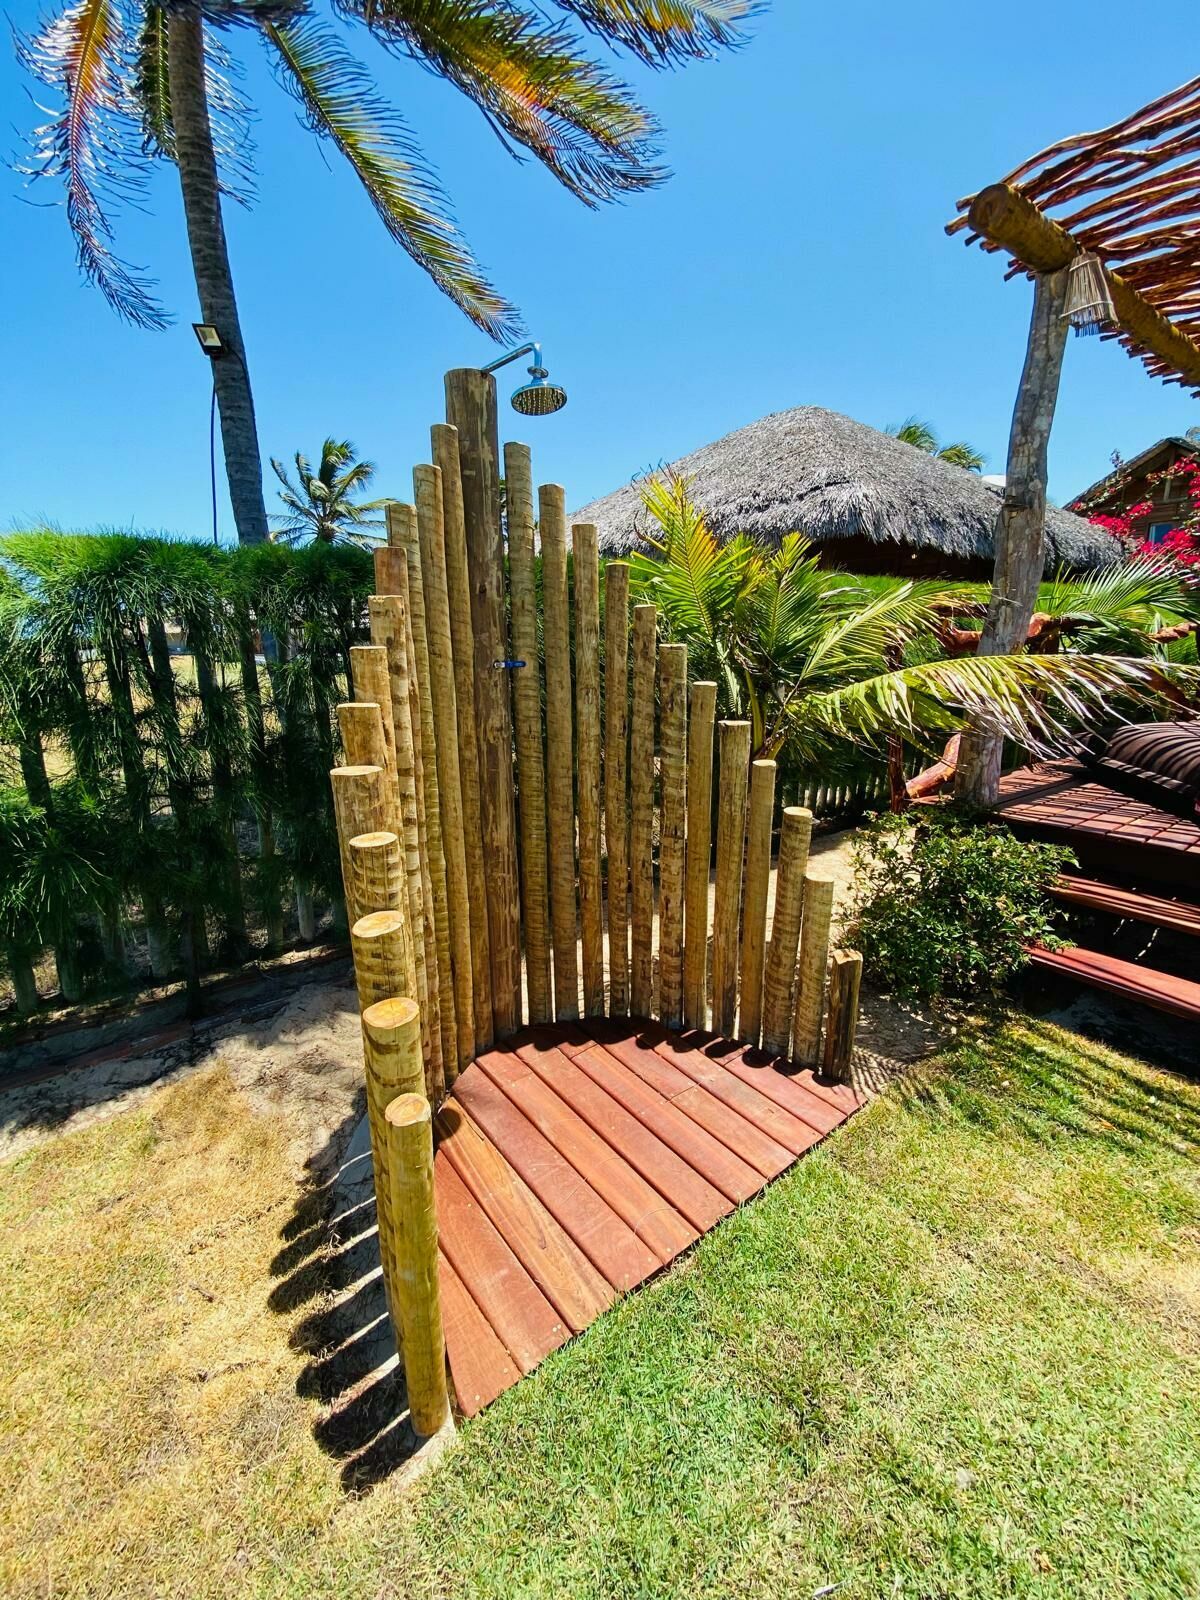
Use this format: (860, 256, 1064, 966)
(822, 950, 863, 1085)
(629, 604, 657, 1019)
(427, 434, 493, 1051)
(360, 993, 424, 1336)
(604, 564, 630, 1017)
(682, 682, 717, 1032)
(348, 647, 402, 840)
(410, 470, 464, 1078)
(540, 485, 579, 1021)
(956, 267, 1070, 807)
(505, 443, 551, 1025)
(444, 370, 520, 1036)
(574, 523, 605, 1018)
(792, 874, 834, 1068)
(347, 830, 404, 928)
(351, 906, 414, 1013)
(378, 511, 447, 1086)
(330, 764, 385, 927)
(384, 1091, 452, 1437)
(407, 480, 476, 1076)
(657, 642, 688, 1029)
(711, 721, 750, 1039)
(738, 758, 777, 1049)
(759, 807, 813, 1057)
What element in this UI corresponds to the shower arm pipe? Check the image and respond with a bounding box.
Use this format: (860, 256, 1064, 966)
(481, 342, 547, 376)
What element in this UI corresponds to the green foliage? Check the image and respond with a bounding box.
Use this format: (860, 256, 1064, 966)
(848, 809, 1074, 1003)
(886, 415, 986, 472)
(269, 438, 387, 548)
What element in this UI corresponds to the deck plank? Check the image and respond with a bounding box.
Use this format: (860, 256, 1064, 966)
(438, 1252, 521, 1419)
(647, 1037, 825, 1156)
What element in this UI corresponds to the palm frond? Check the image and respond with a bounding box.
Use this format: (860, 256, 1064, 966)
(937, 440, 985, 472)
(16, 0, 167, 329)
(1038, 555, 1200, 630)
(266, 16, 520, 338)
(551, 0, 760, 66)
(338, 0, 665, 205)
(627, 474, 756, 654)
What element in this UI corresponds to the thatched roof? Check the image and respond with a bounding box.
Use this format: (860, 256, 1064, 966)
(571, 406, 1121, 572)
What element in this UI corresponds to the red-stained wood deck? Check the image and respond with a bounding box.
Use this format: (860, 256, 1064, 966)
(431, 1018, 862, 1417)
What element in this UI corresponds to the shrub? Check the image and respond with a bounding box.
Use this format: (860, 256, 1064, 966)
(848, 810, 1074, 1004)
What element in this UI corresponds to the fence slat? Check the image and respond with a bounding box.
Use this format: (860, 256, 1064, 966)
(540, 485, 579, 1021)
(330, 765, 385, 927)
(351, 904, 414, 1013)
(823, 949, 862, 1085)
(760, 807, 813, 1057)
(711, 721, 751, 1039)
(683, 682, 717, 1031)
(604, 564, 630, 1017)
(574, 523, 605, 1018)
(427, 433, 493, 1053)
(793, 874, 834, 1068)
(505, 443, 551, 1025)
(738, 758, 777, 1049)
(629, 604, 657, 1018)
(657, 642, 688, 1029)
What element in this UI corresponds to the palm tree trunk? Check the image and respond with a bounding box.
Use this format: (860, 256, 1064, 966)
(19, 735, 53, 814)
(7, 947, 39, 1017)
(167, 6, 269, 547)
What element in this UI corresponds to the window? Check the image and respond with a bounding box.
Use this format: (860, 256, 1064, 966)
(1147, 522, 1176, 544)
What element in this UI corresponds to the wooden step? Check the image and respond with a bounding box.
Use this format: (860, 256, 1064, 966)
(1025, 944, 1200, 1020)
(1051, 875, 1200, 938)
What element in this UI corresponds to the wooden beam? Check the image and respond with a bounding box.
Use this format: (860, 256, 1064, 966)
(968, 183, 1200, 389)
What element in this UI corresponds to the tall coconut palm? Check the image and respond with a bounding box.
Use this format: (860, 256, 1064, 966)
(270, 439, 387, 547)
(16, 1, 759, 546)
(887, 417, 986, 473)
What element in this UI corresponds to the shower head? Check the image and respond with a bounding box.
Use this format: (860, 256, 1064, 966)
(482, 342, 567, 417)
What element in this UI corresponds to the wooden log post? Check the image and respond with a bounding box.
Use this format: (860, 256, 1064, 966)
(408, 479, 476, 1076)
(383, 1091, 452, 1437)
(505, 443, 551, 1025)
(351, 907, 415, 1013)
(429, 429, 493, 1052)
(604, 564, 631, 1017)
(347, 830, 407, 961)
(711, 721, 751, 1039)
(331, 764, 385, 927)
(574, 523, 605, 1017)
(792, 874, 835, 1069)
(444, 371, 521, 1036)
(955, 265, 1070, 807)
(629, 605, 657, 1019)
(682, 682, 717, 1031)
(760, 807, 813, 1057)
(541, 485, 578, 1020)
(822, 949, 863, 1085)
(657, 643, 688, 1029)
(738, 759, 777, 1049)
(360, 992, 425, 1332)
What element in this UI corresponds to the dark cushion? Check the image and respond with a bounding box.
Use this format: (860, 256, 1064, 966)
(1094, 720, 1200, 814)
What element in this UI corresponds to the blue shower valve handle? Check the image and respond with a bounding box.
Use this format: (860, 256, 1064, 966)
(493, 658, 527, 670)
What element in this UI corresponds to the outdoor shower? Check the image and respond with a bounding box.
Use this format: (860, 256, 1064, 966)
(481, 342, 568, 417)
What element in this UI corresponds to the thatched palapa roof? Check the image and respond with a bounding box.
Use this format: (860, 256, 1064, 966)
(571, 406, 1121, 574)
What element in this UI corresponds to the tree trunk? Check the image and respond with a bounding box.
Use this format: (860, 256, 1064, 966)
(296, 886, 316, 943)
(167, 6, 269, 547)
(195, 644, 249, 956)
(956, 268, 1070, 808)
(55, 946, 84, 1005)
(8, 948, 39, 1016)
(19, 736, 53, 814)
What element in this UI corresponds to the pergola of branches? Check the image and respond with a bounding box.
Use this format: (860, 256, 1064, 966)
(948, 77, 1200, 390)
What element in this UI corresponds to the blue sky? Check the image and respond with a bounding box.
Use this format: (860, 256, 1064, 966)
(2, 1, 1196, 543)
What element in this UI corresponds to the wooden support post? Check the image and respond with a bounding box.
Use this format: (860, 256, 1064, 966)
(822, 950, 862, 1085)
(376, 514, 446, 1089)
(760, 807, 813, 1057)
(410, 471, 463, 1079)
(711, 721, 751, 1039)
(351, 907, 415, 1013)
(348, 647, 402, 839)
(657, 642, 688, 1029)
(955, 266, 1070, 807)
(505, 443, 551, 1025)
(408, 480, 476, 1076)
(604, 564, 630, 1017)
(428, 429, 493, 1052)
(383, 1092, 452, 1437)
(574, 523, 605, 1017)
(444, 370, 521, 1037)
(738, 759, 777, 1049)
(331, 764, 385, 927)
(541, 484, 579, 1021)
(682, 682, 717, 1031)
(360, 993, 425, 1330)
(792, 874, 834, 1068)
(629, 605, 657, 1019)
(347, 828, 404, 927)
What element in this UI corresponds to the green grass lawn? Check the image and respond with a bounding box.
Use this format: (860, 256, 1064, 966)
(3, 1018, 1198, 1599)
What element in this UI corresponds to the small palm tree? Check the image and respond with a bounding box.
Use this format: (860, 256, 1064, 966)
(270, 439, 386, 547)
(887, 417, 986, 473)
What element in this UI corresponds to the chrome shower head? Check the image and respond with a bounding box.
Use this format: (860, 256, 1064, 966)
(482, 342, 567, 417)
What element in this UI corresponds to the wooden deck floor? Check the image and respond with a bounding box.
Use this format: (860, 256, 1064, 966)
(431, 1018, 862, 1416)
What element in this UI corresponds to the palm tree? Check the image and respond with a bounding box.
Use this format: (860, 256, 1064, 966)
(887, 417, 986, 473)
(627, 476, 1193, 768)
(270, 439, 387, 547)
(16, 2, 758, 547)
